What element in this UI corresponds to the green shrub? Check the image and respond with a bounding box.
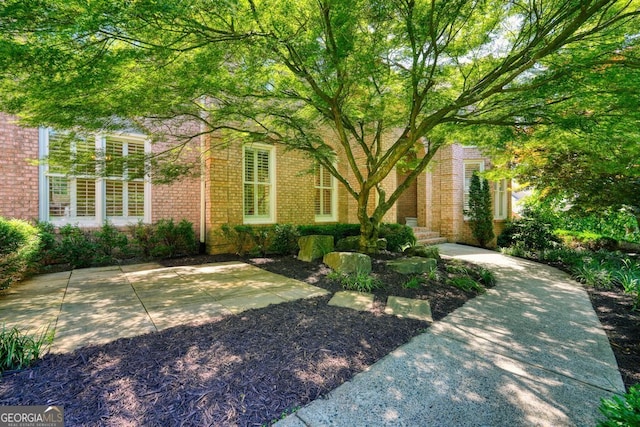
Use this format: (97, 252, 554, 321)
(466, 173, 495, 248)
(130, 221, 156, 258)
(221, 224, 256, 256)
(379, 223, 416, 252)
(497, 209, 560, 253)
(0, 218, 42, 288)
(403, 275, 425, 289)
(151, 219, 197, 258)
(598, 385, 640, 427)
(298, 223, 360, 242)
(57, 224, 97, 268)
(0, 324, 51, 373)
(94, 221, 129, 264)
(329, 270, 383, 293)
(269, 224, 300, 255)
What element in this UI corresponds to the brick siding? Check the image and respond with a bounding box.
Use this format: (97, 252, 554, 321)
(0, 113, 39, 221)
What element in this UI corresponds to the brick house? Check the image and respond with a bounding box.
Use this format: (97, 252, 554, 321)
(0, 112, 510, 253)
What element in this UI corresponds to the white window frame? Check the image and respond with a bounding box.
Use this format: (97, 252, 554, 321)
(314, 163, 338, 222)
(463, 160, 485, 218)
(39, 128, 152, 227)
(494, 179, 508, 220)
(242, 143, 276, 224)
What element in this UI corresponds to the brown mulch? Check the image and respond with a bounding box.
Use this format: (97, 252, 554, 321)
(0, 253, 479, 426)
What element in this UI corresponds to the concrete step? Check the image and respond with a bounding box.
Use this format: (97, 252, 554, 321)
(414, 231, 441, 240)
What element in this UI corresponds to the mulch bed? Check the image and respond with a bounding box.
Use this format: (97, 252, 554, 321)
(586, 287, 640, 392)
(0, 253, 480, 426)
(2, 252, 637, 425)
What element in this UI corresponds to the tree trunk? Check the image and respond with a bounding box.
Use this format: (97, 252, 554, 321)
(356, 187, 383, 254)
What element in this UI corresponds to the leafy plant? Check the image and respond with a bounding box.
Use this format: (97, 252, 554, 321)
(57, 224, 97, 268)
(379, 223, 416, 252)
(466, 172, 494, 248)
(475, 267, 496, 287)
(0, 218, 42, 288)
(152, 219, 197, 258)
(269, 224, 300, 255)
(403, 275, 425, 289)
(94, 221, 129, 263)
(130, 220, 156, 258)
(330, 270, 383, 293)
(449, 276, 485, 293)
(0, 324, 51, 373)
(497, 208, 561, 253)
(221, 224, 255, 256)
(597, 385, 640, 427)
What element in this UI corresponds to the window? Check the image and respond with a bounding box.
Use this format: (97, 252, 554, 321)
(494, 179, 508, 220)
(243, 144, 275, 223)
(463, 160, 484, 214)
(39, 129, 150, 225)
(315, 163, 337, 222)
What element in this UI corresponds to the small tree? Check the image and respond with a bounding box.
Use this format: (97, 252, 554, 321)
(468, 173, 495, 248)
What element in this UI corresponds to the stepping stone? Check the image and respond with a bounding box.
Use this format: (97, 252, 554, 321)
(385, 296, 433, 322)
(328, 291, 374, 311)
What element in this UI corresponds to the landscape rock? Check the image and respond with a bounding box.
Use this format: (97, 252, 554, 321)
(404, 244, 441, 260)
(387, 257, 437, 274)
(335, 236, 360, 251)
(297, 235, 334, 262)
(323, 252, 372, 274)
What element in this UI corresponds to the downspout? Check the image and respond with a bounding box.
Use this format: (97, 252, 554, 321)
(199, 104, 207, 254)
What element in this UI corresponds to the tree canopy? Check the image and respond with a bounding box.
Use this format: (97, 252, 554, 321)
(1, 0, 638, 251)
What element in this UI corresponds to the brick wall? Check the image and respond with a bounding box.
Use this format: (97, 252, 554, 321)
(0, 113, 39, 221)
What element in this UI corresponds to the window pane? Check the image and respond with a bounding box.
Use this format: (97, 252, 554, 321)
(322, 189, 332, 215)
(106, 180, 124, 216)
(74, 138, 96, 176)
(321, 167, 332, 187)
(48, 132, 71, 174)
(315, 188, 321, 215)
(128, 181, 145, 217)
(244, 184, 254, 215)
(245, 149, 255, 182)
(257, 150, 270, 183)
(127, 141, 146, 179)
(257, 184, 269, 215)
(76, 179, 96, 217)
(105, 137, 124, 177)
(49, 177, 70, 217)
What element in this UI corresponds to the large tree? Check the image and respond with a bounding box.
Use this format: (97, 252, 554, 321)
(0, 0, 638, 252)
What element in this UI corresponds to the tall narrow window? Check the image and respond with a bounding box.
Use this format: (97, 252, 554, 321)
(104, 136, 145, 221)
(315, 164, 336, 222)
(243, 144, 275, 223)
(494, 179, 508, 220)
(463, 161, 484, 214)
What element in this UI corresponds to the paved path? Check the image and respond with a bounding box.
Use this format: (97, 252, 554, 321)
(0, 261, 328, 354)
(277, 244, 625, 427)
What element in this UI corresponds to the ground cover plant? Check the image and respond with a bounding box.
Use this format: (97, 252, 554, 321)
(0, 251, 491, 426)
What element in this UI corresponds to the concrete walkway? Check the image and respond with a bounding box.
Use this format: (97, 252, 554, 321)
(0, 261, 328, 354)
(277, 243, 625, 427)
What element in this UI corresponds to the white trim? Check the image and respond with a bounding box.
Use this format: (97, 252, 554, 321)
(463, 160, 485, 219)
(242, 143, 276, 224)
(38, 128, 151, 227)
(493, 179, 508, 220)
(314, 162, 338, 222)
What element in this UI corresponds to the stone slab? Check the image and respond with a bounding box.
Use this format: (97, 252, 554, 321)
(385, 296, 432, 322)
(328, 291, 374, 311)
(386, 257, 437, 274)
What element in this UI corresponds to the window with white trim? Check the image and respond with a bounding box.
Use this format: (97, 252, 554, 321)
(463, 160, 484, 214)
(314, 163, 337, 222)
(40, 129, 151, 225)
(494, 179, 508, 220)
(243, 144, 275, 223)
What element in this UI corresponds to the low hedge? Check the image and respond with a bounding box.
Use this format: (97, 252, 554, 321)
(0, 218, 42, 289)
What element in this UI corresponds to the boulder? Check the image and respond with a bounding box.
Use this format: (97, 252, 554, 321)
(323, 252, 372, 275)
(404, 244, 441, 260)
(386, 257, 437, 274)
(335, 236, 360, 251)
(297, 235, 334, 262)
